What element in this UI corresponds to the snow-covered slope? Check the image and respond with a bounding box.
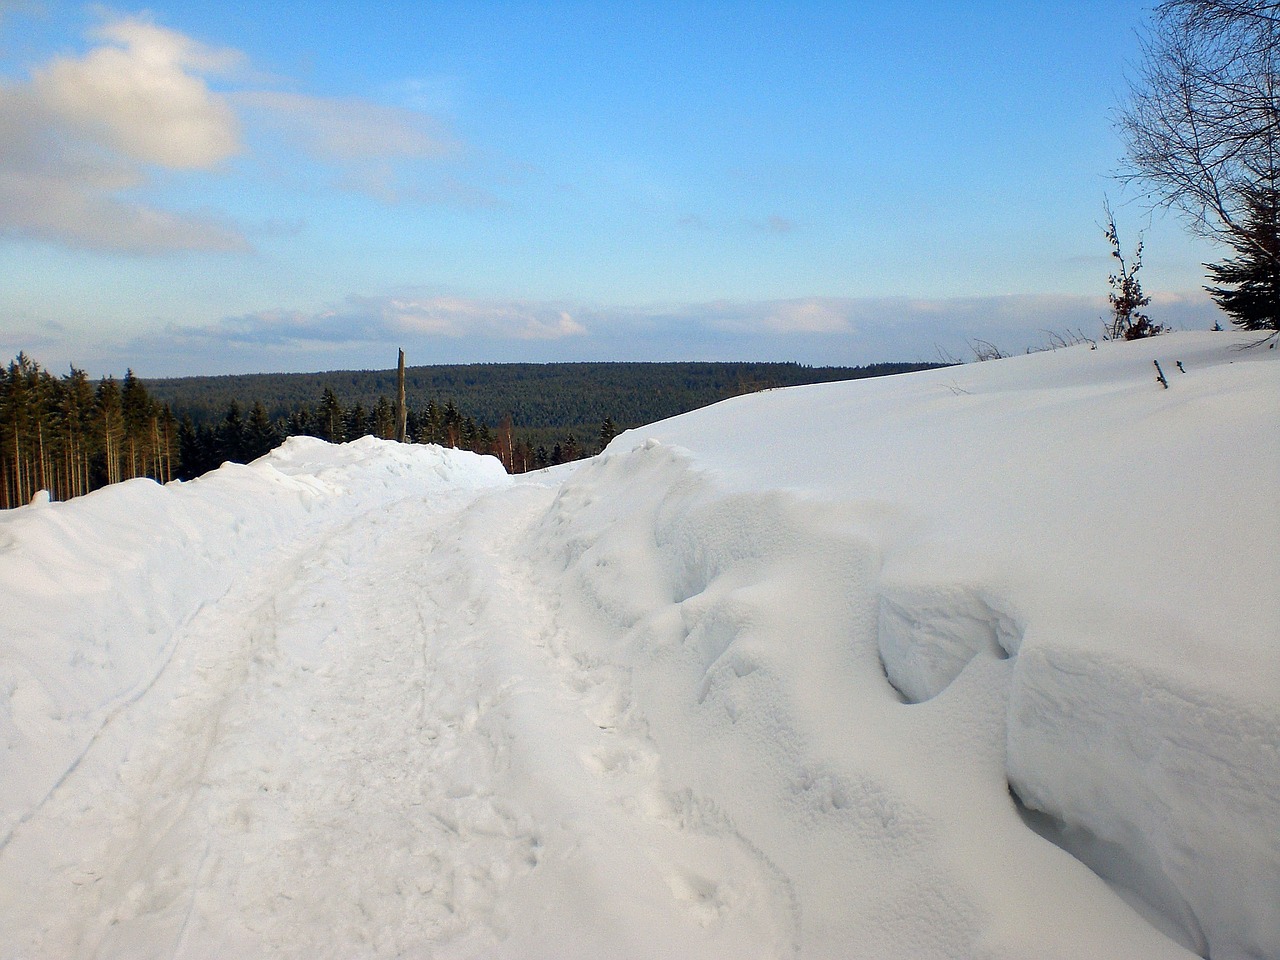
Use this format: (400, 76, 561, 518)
(0, 332, 1275, 959)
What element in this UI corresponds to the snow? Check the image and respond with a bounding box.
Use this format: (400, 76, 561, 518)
(0, 331, 1276, 959)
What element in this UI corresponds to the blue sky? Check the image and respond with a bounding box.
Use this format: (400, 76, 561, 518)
(1, 1, 1222, 376)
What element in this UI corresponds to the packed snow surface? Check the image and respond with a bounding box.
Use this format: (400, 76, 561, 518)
(1, 332, 1276, 959)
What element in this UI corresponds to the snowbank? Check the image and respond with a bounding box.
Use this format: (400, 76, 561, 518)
(587, 331, 1278, 958)
(0, 332, 1274, 959)
(0, 437, 508, 849)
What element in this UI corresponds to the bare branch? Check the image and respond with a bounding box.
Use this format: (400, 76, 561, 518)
(1119, 0, 1280, 255)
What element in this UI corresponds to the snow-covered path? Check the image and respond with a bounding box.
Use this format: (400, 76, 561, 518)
(1, 333, 1276, 959)
(1, 481, 514, 954)
(1, 474, 798, 958)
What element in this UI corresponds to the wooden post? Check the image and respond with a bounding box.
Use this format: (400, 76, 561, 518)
(395, 348, 408, 442)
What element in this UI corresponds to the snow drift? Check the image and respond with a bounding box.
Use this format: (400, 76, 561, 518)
(0, 332, 1275, 959)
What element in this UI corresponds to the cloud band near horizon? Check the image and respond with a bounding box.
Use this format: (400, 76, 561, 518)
(11, 289, 1205, 377)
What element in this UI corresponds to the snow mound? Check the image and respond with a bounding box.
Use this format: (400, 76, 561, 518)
(609, 331, 1278, 959)
(0, 333, 1275, 959)
(0, 438, 508, 850)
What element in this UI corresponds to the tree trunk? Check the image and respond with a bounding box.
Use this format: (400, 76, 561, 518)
(13, 429, 25, 505)
(37, 422, 47, 495)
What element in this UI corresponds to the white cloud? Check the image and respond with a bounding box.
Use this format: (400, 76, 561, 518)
(759, 299, 851, 334)
(385, 298, 587, 340)
(0, 165, 246, 252)
(0, 81, 247, 252)
(0, 14, 248, 252)
(31, 16, 242, 169)
(186, 295, 591, 347)
(234, 91, 451, 163)
(0, 13, 469, 252)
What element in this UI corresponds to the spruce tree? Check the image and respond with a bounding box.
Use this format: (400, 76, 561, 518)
(176, 416, 199, 480)
(598, 417, 617, 453)
(246, 401, 279, 460)
(344, 402, 368, 441)
(219, 400, 247, 463)
(318, 388, 344, 443)
(371, 395, 395, 439)
(1205, 186, 1280, 331)
(442, 400, 461, 447)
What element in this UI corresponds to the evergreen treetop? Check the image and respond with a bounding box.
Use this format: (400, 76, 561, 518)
(1205, 186, 1280, 332)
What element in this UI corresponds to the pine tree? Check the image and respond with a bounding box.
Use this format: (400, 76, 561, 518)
(1, 354, 37, 505)
(286, 406, 316, 438)
(417, 400, 445, 445)
(176, 416, 198, 480)
(59, 366, 95, 498)
(158, 405, 177, 483)
(344, 402, 368, 441)
(598, 417, 617, 453)
(443, 401, 461, 447)
(220, 400, 247, 463)
(371, 395, 395, 439)
(1205, 186, 1280, 331)
(246, 401, 280, 460)
(318, 388, 345, 443)
(95, 376, 123, 487)
(120, 370, 153, 479)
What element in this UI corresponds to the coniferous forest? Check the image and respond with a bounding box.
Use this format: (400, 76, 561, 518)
(0, 354, 178, 509)
(1, 355, 941, 508)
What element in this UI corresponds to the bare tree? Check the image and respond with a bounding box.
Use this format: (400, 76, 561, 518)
(1119, 0, 1280, 263)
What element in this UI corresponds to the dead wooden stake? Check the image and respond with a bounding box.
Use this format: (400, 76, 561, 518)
(395, 348, 408, 442)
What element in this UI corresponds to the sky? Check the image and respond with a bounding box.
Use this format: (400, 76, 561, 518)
(0, 0, 1226, 377)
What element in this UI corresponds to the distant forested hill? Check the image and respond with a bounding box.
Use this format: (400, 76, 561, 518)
(144, 361, 941, 445)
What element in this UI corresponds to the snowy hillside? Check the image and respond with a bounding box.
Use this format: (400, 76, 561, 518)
(1, 331, 1276, 959)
